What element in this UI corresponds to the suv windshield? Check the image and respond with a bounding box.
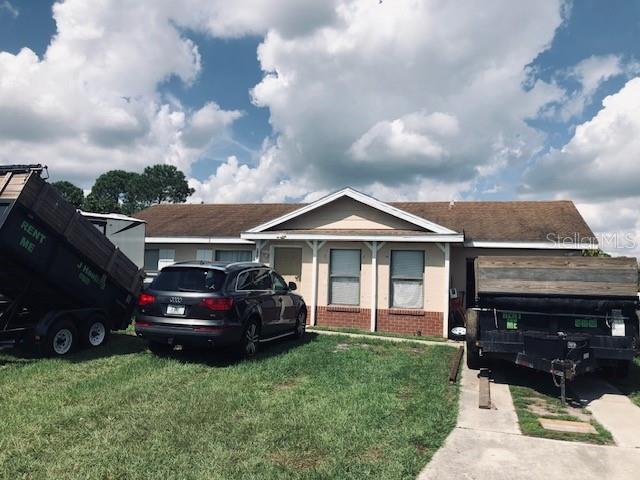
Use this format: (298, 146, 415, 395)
(151, 267, 227, 292)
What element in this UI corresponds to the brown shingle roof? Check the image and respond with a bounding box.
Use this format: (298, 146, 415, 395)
(390, 201, 594, 242)
(136, 200, 594, 243)
(137, 203, 301, 237)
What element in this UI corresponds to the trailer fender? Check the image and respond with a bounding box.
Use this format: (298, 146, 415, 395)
(33, 308, 105, 341)
(33, 310, 68, 341)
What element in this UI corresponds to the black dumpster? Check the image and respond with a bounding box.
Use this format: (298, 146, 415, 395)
(0, 165, 143, 355)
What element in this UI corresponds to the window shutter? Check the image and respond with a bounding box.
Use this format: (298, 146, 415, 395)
(144, 249, 159, 271)
(215, 250, 252, 262)
(158, 249, 175, 270)
(391, 250, 423, 278)
(330, 277, 360, 305)
(392, 280, 423, 308)
(330, 249, 360, 276)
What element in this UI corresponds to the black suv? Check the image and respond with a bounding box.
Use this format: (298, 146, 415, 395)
(135, 262, 307, 356)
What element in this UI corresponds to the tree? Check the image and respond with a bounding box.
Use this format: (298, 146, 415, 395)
(51, 181, 84, 208)
(83, 170, 137, 214)
(83, 164, 194, 215)
(140, 164, 195, 205)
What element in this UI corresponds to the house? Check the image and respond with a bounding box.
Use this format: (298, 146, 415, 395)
(135, 188, 597, 338)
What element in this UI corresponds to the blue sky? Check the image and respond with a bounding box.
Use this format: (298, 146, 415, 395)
(1, 1, 639, 253)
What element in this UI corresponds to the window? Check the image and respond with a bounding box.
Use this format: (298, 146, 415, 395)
(236, 268, 272, 291)
(144, 249, 160, 271)
(158, 249, 175, 270)
(253, 268, 273, 290)
(151, 268, 226, 292)
(329, 249, 361, 305)
(236, 270, 256, 291)
(215, 250, 253, 263)
(390, 250, 424, 309)
(196, 249, 213, 262)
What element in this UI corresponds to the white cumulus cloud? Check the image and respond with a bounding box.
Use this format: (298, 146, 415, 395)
(192, 0, 566, 201)
(525, 76, 640, 256)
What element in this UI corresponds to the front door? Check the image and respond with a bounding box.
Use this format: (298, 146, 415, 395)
(273, 247, 302, 287)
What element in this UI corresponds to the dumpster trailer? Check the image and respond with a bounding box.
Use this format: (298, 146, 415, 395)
(466, 256, 639, 399)
(0, 165, 144, 355)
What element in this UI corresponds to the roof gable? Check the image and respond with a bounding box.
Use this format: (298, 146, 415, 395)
(245, 187, 458, 235)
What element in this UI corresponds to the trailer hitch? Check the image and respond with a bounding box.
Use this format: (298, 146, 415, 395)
(551, 359, 576, 405)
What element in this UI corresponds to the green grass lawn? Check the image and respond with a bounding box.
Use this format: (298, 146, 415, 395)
(0, 332, 458, 479)
(501, 364, 613, 445)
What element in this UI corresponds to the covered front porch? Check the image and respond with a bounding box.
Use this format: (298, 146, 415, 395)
(251, 236, 459, 337)
(241, 188, 464, 337)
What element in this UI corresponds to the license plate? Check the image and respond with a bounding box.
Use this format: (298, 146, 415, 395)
(166, 305, 185, 315)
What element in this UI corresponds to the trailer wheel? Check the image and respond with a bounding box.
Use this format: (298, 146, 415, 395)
(466, 309, 482, 370)
(615, 360, 630, 379)
(84, 317, 110, 348)
(44, 319, 78, 356)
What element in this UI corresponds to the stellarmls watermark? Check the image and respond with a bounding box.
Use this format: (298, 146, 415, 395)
(546, 232, 637, 250)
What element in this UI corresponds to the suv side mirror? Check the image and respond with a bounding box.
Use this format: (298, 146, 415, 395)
(288, 281, 297, 291)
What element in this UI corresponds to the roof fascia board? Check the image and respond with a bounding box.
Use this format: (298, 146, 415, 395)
(245, 187, 458, 234)
(464, 240, 598, 250)
(242, 232, 464, 243)
(146, 236, 255, 245)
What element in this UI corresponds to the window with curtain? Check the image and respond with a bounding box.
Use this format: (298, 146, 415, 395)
(215, 250, 252, 262)
(390, 250, 424, 309)
(196, 249, 213, 262)
(157, 249, 175, 270)
(144, 249, 159, 271)
(329, 249, 361, 305)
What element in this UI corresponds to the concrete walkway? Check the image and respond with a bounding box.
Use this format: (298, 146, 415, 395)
(418, 363, 640, 480)
(572, 376, 640, 448)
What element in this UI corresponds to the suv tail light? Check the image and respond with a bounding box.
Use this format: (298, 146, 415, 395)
(138, 293, 156, 306)
(200, 297, 234, 311)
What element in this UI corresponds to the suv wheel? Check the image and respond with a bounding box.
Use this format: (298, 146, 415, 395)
(241, 320, 260, 357)
(294, 309, 306, 339)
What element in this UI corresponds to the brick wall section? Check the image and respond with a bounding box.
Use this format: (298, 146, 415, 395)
(315, 306, 370, 330)
(309, 306, 443, 337)
(377, 310, 443, 337)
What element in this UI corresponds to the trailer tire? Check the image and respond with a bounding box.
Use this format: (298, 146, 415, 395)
(83, 317, 110, 348)
(466, 309, 482, 370)
(43, 319, 78, 356)
(616, 360, 630, 379)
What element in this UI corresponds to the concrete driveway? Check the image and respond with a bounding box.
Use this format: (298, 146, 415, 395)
(418, 363, 640, 480)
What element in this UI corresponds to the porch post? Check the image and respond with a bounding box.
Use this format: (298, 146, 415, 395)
(365, 241, 385, 332)
(370, 241, 377, 332)
(306, 240, 325, 327)
(443, 243, 450, 338)
(253, 240, 265, 263)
